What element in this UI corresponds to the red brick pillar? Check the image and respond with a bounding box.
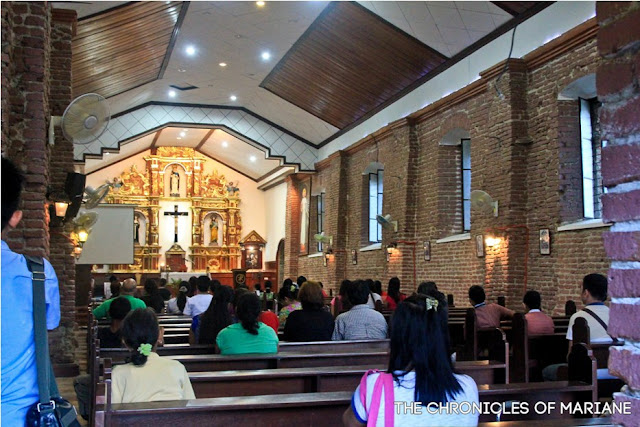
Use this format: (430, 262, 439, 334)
(1, 1, 52, 257)
(596, 2, 640, 424)
(48, 9, 78, 367)
(284, 176, 301, 280)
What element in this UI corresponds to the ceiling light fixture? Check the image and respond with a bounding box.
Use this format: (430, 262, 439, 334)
(177, 137, 182, 140)
(261, 51, 271, 61)
(180, 131, 186, 137)
(185, 45, 196, 56)
(230, 95, 237, 101)
(219, 62, 227, 67)
(256, 1, 265, 7)
(222, 141, 229, 148)
(177, 68, 187, 73)
(168, 89, 176, 98)
(250, 155, 257, 162)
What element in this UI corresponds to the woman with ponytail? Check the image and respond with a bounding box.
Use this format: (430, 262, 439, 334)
(343, 292, 479, 426)
(216, 293, 278, 355)
(111, 308, 195, 403)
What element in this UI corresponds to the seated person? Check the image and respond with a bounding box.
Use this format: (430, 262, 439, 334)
(277, 279, 301, 325)
(157, 278, 172, 301)
(216, 293, 279, 355)
(331, 279, 353, 317)
(343, 293, 479, 426)
(167, 282, 189, 314)
(284, 281, 334, 341)
(183, 276, 213, 317)
(111, 308, 195, 403)
(383, 277, 406, 310)
(333, 280, 387, 340)
(109, 275, 121, 298)
(141, 278, 165, 314)
(97, 297, 131, 348)
(365, 279, 383, 311)
(191, 285, 233, 345)
(523, 290, 554, 335)
(263, 280, 275, 310)
(468, 285, 514, 328)
(92, 278, 146, 319)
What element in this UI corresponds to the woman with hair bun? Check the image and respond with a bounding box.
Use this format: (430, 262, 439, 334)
(111, 308, 195, 403)
(343, 292, 479, 426)
(216, 293, 278, 355)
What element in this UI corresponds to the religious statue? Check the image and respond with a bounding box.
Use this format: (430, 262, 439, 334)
(170, 165, 180, 197)
(226, 181, 239, 196)
(210, 218, 219, 245)
(134, 215, 140, 243)
(300, 186, 309, 253)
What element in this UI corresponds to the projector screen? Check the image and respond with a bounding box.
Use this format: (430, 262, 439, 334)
(77, 204, 134, 265)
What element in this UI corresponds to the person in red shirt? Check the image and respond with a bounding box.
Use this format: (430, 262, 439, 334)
(384, 277, 406, 310)
(523, 290, 554, 335)
(468, 285, 514, 328)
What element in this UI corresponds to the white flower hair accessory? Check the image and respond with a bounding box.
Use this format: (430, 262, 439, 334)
(425, 297, 439, 311)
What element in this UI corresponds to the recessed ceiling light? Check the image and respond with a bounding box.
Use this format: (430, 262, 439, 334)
(177, 68, 187, 73)
(250, 155, 257, 162)
(168, 90, 176, 98)
(261, 51, 271, 61)
(230, 95, 237, 101)
(185, 45, 196, 56)
(219, 62, 227, 67)
(256, 1, 265, 6)
(180, 131, 186, 137)
(222, 141, 229, 148)
(182, 128, 188, 132)
(177, 137, 182, 140)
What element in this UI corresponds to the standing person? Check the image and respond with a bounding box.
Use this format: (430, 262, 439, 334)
(284, 281, 334, 341)
(1, 157, 61, 425)
(92, 278, 146, 319)
(216, 293, 279, 355)
(468, 285, 514, 328)
(523, 290, 554, 335)
(183, 276, 213, 317)
(111, 309, 195, 403)
(343, 293, 479, 426)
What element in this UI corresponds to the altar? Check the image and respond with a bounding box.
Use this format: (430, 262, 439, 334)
(101, 147, 245, 274)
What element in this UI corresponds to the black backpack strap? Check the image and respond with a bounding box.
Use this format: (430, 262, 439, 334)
(581, 307, 618, 343)
(25, 256, 55, 409)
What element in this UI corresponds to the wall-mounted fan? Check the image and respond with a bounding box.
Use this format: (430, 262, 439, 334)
(83, 184, 111, 209)
(313, 232, 333, 246)
(376, 214, 398, 232)
(49, 93, 110, 145)
(73, 211, 98, 231)
(470, 190, 499, 217)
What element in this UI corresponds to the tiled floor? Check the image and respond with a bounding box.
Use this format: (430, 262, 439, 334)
(56, 327, 89, 426)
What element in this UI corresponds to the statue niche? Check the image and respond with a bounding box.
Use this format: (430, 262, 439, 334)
(164, 163, 186, 198)
(204, 213, 223, 246)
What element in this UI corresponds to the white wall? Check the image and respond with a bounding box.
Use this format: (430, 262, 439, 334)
(263, 182, 287, 262)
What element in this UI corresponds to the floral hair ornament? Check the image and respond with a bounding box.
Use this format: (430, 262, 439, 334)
(425, 297, 439, 312)
(137, 343, 152, 356)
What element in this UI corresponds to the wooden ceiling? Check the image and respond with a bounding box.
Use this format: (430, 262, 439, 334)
(72, 1, 186, 99)
(260, 2, 447, 130)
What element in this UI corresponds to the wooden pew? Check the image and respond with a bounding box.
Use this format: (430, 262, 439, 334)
(96, 380, 597, 426)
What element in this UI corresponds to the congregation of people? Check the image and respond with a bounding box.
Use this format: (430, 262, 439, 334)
(79, 264, 618, 425)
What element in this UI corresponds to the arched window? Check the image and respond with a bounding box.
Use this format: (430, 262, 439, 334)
(439, 128, 471, 236)
(316, 192, 326, 251)
(461, 138, 471, 231)
(579, 97, 603, 219)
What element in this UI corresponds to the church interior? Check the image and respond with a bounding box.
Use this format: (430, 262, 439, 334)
(1, 1, 639, 425)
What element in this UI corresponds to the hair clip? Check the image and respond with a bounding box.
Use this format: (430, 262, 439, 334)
(290, 285, 297, 292)
(425, 297, 439, 311)
(137, 343, 152, 356)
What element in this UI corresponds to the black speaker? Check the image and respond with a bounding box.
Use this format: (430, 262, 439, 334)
(64, 172, 86, 220)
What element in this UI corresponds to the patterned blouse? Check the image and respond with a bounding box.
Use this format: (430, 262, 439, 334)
(278, 301, 302, 325)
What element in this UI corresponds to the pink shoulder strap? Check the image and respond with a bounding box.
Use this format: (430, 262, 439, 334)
(359, 370, 395, 427)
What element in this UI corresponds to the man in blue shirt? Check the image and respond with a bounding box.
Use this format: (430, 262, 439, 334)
(1, 157, 61, 425)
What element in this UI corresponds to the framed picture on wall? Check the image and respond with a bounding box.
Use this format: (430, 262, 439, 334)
(476, 235, 484, 257)
(539, 229, 551, 255)
(298, 177, 311, 255)
(351, 249, 357, 265)
(424, 241, 431, 261)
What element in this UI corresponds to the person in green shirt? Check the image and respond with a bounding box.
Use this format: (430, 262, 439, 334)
(93, 278, 146, 319)
(216, 293, 278, 355)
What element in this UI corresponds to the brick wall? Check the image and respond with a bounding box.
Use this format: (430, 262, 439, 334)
(1, 3, 78, 366)
(285, 19, 612, 314)
(596, 2, 640, 425)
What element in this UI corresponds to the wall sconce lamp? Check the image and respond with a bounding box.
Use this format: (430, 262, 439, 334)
(485, 236, 501, 247)
(73, 246, 83, 259)
(386, 242, 397, 262)
(47, 188, 70, 226)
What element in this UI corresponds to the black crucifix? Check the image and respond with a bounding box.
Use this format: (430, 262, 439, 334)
(164, 205, 188, 243)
